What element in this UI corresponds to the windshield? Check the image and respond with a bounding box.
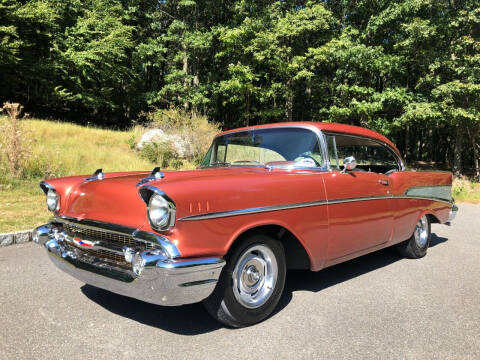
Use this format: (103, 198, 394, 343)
(201, 127, 325, 169)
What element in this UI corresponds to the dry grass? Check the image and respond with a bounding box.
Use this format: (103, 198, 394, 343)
(21, 119, 153, 177)
(0, 118, 181, 232)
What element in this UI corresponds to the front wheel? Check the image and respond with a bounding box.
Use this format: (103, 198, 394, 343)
(203, 234, 286, 327)
(396, 215, 431, 258)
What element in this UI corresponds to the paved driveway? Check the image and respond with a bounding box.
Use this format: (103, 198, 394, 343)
(1, 204, 479, 360)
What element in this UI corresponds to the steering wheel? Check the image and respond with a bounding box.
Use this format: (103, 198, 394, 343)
(294, 153, 321, 167)
(385, 168, 398, 176)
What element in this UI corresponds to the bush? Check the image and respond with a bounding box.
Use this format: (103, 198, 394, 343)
(142, 108, 220, 165)
(139, 141, 184, 169)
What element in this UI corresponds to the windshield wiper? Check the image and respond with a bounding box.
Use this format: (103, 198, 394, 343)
(208, 161, 231, 167)
(231, 160, 261, 165)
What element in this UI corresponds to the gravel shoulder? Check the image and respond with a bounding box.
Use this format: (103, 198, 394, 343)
(0, 204, 479, 360)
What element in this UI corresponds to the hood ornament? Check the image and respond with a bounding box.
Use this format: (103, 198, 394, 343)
(85, 168, 105, 181)
(136, 167, 165, 187)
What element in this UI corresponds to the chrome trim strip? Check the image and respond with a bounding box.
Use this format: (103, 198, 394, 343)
(52, 216, 181, 258)
(180, 200, 329, 221)
(179, 193, 453, 221)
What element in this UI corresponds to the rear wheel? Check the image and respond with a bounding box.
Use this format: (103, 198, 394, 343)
(203, 234, 286, 327)
(396, 215, 431, 258)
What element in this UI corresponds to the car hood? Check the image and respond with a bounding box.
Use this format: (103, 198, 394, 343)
(58, 167, 271, 229)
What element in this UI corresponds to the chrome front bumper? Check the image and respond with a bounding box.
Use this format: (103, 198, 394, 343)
(34, 224, 225, 306)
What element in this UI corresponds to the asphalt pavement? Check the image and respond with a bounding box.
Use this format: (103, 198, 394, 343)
(1, 204, 479, 360)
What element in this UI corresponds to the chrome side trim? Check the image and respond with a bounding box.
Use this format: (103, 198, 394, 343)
(52, 216, 181, 258)
(179, 193, 453, 221)
(180, 200, 330, 221)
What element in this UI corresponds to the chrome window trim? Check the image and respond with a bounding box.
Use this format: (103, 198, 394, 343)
(179, 193, 452, 221)
(52, 215, 181, 258)
(206, 125, 329, 171)
(321, 131, 406, 172)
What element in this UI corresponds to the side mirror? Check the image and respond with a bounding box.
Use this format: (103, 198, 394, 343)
(343, 156, 357, 172)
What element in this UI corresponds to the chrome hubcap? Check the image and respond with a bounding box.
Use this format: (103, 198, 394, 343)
(414, 216, 429, 247)
(232, 244, 278, 309)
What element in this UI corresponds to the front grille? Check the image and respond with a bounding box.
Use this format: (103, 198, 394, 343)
(61, 222, 156, 267)
(73, 246, 128, 266)
(63, 223, 155, 250)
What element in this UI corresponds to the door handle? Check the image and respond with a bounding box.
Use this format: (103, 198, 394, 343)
(378, 179, 389, 186)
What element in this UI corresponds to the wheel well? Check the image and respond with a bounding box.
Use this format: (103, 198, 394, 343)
(426, 213, 440, 224)
(228, 225, 311, 270)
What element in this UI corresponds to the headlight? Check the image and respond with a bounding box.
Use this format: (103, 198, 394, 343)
(46, 189, 59, 212)
(148, 193, 175, 231)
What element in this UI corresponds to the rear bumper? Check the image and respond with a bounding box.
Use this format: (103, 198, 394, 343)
(34, 224, 225, 306)
(447, 204, 458, 223)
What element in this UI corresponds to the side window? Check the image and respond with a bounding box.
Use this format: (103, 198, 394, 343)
(326, 133, 400, 174)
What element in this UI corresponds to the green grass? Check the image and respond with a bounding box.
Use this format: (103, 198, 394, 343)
(0, 182, 49, 233)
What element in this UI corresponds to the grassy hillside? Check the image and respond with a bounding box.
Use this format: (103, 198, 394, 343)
(0, 118, 155, 232)
(0, 118, 478, 234)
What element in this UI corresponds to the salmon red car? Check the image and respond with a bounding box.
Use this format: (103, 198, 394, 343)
(34, 122, 458, 327)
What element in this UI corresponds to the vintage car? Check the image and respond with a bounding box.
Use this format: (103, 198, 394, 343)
(34, 122, 458, 327)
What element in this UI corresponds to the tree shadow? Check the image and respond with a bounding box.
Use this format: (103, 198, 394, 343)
(81, 232, 448, 334)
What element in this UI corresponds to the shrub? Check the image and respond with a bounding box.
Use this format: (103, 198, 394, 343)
(142, 108, 220, 164)
(139, 141, 184, 169)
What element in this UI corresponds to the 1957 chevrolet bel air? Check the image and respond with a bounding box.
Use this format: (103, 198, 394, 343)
(34, 122, 457, 327)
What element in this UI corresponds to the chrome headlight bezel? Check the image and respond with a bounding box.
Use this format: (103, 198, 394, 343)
(40, 182, 60, 212)
(46, 189, 59, 212)
(146, 192, 176, 232)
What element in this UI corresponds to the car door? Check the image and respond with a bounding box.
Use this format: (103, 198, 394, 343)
(322, 133, 397, 263)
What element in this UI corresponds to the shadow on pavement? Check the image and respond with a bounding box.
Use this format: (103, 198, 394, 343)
(430, 233, 448, 247)
(81, 232, 447, 334)
(81, 284, 223, 335)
